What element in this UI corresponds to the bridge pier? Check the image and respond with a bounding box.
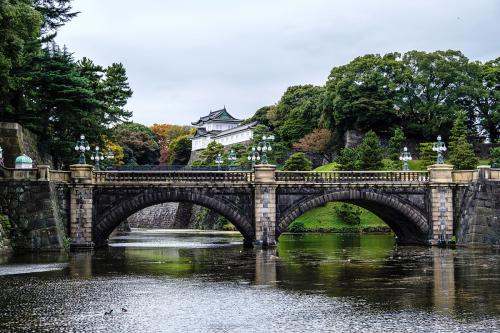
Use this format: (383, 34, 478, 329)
(253, 165, 277, 247)
(69, 164, 95, 249)
(428, 164, 454, 245)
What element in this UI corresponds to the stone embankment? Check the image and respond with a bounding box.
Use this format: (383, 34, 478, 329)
(456, 179, 500, 247)
(0, 181, 67, 250)
(127, 203, 179, 228)
(126, 202, 227, 230)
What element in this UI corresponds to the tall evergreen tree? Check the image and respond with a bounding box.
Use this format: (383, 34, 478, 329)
(337, 147, 360, 171)
(448, 111, 478, 169)
(32, 0, 78, 41)
(102, 63, 133, 124)
(387, 127, 406, 161)
(25, 45, 102, 167)
(358, 131, 384, 170)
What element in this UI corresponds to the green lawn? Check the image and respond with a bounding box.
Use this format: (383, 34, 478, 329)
(288, 202, 390, 233)
(314, 162, 340, 171)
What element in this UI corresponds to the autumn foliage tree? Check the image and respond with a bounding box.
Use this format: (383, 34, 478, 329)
(150, 124, 192, 164)
(293, 128, 332, 161)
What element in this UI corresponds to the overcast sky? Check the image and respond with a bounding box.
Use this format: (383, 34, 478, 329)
(56, 0, 500, 126)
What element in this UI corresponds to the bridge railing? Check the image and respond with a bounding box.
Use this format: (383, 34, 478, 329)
(275, 170, 430, 183)
(93, 170, 255, 184)
(491, 169, 500, 181)
(451, 170, 478, 183)
(50, 170, 71, 183)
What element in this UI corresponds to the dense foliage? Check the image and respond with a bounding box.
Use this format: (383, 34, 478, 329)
(167, 135, 192, 165)
(336, 131, 384, 170)
(387, 128, 406, 161)
(448, 111, 479, 169)
(283, 152, 313, 171)
(334, 203, 361, 225)
(241, 50, 497, 169)
(112, 123, 159, 165)
(0, 1, 133, 168)
(150, 124, 192, 164)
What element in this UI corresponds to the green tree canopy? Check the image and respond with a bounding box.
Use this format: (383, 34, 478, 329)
(324, 53, 400, 136)
(283, 152, 313, 171)
(336, 147, 360, 171)
(195, 141, 225, 166)
(113, 122, 160, 165)
(387, 127, 406, 161)
(448, 111, 478, 170)
(167, 136, 192, 165)
(270, 85, 325, 145)
(358, 131, 384, 170)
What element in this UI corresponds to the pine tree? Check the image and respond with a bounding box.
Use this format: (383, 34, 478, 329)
(337, 147, 360, 171)
(358, 130, 384, 170)
(448, 111, 478, 170)
(25, 45, 102, 167)
(102, 63, 133, 124)
(387, 127, 406, 161)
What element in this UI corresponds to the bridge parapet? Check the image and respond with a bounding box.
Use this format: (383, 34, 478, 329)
(92, 170, 254, 184)
(451, 170, 478, 183)
(275, 170, 429, 184)
(491, 169, 500, 180)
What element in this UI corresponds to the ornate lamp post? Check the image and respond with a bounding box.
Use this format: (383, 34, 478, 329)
(228, 149, 237, 170)
(247, 147, 260, 168)
(90, 146, 105, 171)
(399, 146, 412, 171)
(215, 152, 224, 171)
(0, 146, 4, 167)
(75, 134, 91, 164)
(432, 135, 447, 164)
(256, 134, 275, 165)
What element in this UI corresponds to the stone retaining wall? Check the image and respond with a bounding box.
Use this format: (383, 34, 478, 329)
(0, 216, 11, 253)
(455, 180, 500, 247)
(0, 181, 68, 250)
(0, 122, 53, 168)
(127, 203, 179, 228)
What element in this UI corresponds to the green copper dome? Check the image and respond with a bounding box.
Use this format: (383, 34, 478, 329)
(15, 154, 33, 168)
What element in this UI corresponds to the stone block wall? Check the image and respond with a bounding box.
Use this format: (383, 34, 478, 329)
(455, 181, 500, 247)
(0, 122, 53, 168)
(0, 215, 11, 253)
(0, 181, 68, 250)
(127, 202, 179, 228)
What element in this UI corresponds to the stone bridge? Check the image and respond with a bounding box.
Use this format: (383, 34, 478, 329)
(1, 163, 499, 249)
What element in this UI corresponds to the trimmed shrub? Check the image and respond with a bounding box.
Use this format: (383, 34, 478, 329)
(334, 203, 361, 225)
(288, 221, 306, 233)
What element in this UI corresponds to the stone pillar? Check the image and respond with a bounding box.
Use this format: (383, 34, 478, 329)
(428, 164, 454, 244)
(254, 165, 277, 247)
(69, 164, 94, 249)
(477, 165, 491, 181)
(37, 165, 50, 181)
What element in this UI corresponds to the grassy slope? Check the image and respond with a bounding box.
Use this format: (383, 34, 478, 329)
(290, 202, 390, 233)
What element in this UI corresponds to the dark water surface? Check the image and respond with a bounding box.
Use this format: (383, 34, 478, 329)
(0, 230, 500, 332)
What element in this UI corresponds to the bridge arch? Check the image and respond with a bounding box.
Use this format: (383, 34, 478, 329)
(277, 189, 430, 245)
(93, 188, 254, 246)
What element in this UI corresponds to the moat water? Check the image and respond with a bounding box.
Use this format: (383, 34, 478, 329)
(0, 230, 499, 332)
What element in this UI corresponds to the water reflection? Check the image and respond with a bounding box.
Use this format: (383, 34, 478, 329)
(0, 231, 499, 332)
